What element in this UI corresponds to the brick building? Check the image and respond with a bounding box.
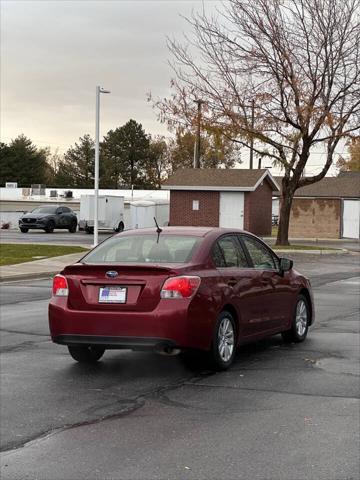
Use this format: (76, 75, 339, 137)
(162, 169, 279, 236)
(273, 172, 360, 239)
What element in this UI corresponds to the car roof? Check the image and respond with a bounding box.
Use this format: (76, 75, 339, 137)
(116, 226, 249, 238)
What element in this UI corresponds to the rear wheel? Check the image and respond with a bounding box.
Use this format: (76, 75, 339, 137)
(209, 311, 237, 371)
(45, 220, 55, 233)
(282, 295, 309, 343)
(68, 220, 77, 233)
(68, 345, 105, 363)
(20, 227, 28, 233)
(85, 224, 93, 234)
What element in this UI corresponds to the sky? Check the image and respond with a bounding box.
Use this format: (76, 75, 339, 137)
(1, 0, 344, 175)
(1, 1, 218, 150)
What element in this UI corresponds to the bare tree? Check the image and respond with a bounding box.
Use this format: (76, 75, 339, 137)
(152, 0, 360, 244)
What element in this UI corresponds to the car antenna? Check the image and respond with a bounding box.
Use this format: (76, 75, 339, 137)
(154, 217, 162, 243)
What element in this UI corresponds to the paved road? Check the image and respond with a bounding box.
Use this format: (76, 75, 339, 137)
(0, 254, 359, 480)
(0, 229, 112, 246)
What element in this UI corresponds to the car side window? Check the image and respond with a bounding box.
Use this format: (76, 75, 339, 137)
(56, 207, 63, 214)
(212, 242, 226, 267)
(242, 236, 276, 270)
(62, 207, 70, 213)
(212, 236, 248, 268)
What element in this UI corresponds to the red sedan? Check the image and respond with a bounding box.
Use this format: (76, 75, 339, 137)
(49, 227, 314, 370)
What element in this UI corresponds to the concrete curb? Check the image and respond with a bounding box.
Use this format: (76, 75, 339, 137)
(273, 248, 348, 255)
(0, 272, 58, 283)
(263, 237, 358, 242)
(0, 252, 86, 283)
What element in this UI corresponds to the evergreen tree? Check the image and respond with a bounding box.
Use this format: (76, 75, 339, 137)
(55, 135, 95, 187)
(0, 135, 48, 186)
(101, 120, 150, 188)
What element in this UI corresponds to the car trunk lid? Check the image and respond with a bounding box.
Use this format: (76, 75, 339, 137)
(63, 263, 183, 312)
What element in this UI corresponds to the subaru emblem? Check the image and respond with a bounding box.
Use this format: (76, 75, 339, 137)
(106, 271, 118, 278)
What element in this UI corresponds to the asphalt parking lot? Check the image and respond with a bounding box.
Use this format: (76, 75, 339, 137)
(0, 229, 112, 246)
(0, 253, 359, 480)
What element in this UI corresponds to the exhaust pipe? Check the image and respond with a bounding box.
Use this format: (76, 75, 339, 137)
(155, 344, 181, 356)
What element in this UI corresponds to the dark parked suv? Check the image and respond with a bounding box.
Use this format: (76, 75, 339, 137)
(19, 206, 78, 233)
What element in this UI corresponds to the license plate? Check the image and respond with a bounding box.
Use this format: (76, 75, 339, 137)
(99, 286, 127, 303)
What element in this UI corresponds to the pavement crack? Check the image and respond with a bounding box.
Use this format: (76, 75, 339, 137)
(310, 271, 360, 287)
(0, 328, 49, 337)
(0, 298, 50, 306)
(0, 372, 207, 454)
(184, 382, 360, 400)
(0, 338, 49, 353)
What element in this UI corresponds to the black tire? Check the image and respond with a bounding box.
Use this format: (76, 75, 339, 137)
(282, 294, 309, 343)
(115, 221, 124, 233)
(68, 220, 77, 233)
(68, 345, 105, 363)
(85, 225, 93, 234)
(209, 311, 237, 371)
(45, 220, 55, 233)
(20, 227, 28, 233)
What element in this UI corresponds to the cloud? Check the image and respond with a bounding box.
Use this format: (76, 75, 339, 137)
(1, 0, 220, 150)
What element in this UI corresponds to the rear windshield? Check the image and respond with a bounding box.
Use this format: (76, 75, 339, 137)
(82, 234, 200, 264)
(31, 207, 57, 214)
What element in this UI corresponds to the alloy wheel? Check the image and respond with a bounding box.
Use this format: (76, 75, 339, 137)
(295, 299, 308, 337)
(218, 316, 235, 362)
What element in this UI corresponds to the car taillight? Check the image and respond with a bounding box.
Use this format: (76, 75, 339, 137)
(52, 274, 69, 297)
(161, 276, 201, 299)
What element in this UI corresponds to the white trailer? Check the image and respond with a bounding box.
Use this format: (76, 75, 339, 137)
(127, 200, 169, 230)
(79, 195, 125, 233)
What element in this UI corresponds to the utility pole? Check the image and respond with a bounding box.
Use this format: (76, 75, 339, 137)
(193, 99, 204, 168)
(94, 86, 110, 247)
(249, 99, 255, 169)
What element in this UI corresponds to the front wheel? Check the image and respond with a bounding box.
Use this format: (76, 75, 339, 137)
(282, 295, 309, 343)
(209, 311, 237, 371)
(68, 345, 105, 363)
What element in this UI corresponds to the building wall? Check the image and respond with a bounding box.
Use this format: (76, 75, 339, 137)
(244, 180, 273, 236)
(169, 191, 220, 227)
(289, 198, 341, 238)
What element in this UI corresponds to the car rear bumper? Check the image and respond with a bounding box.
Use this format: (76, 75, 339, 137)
(53, 334, 177, 351)
(48, 299, 212, 351)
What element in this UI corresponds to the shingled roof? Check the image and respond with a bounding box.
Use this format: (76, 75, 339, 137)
(162, 169, 279, 192)
(273, 174, 360, 198)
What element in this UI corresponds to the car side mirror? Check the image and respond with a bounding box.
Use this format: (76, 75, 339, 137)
(280, 257, 293, 273)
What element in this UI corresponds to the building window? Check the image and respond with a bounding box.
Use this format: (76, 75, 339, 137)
(192, 200, 199, 211)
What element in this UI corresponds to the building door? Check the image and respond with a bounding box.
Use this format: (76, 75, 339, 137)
(343, 200, 360, 239)
(219, 192, 244, 229)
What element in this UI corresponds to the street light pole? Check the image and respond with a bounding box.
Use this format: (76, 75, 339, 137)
(193, 99, 204, 169)
(94, 86, 110, 247)
(249, 99, 255, 170)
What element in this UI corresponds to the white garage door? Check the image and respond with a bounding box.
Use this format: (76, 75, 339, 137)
(219, 192, 244, 229)
(343, 200, 360, 239)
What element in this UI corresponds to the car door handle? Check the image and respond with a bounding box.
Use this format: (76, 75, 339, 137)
(260, 272, 274, 286)
(227, 278, 237, 287)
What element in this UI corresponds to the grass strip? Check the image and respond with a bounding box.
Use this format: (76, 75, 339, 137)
(0, 244, 88, 266)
